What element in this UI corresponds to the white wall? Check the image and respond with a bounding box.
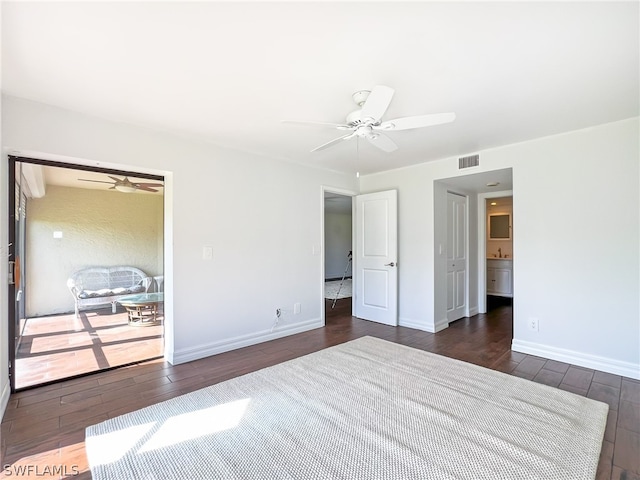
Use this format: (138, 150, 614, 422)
(361, 118, 639, 378)
(0, 96, 357, 378)
(324, 211, 352, 279)
(0, 95, 637, 423)
(0, 14, 9, 413)
(26, 185, 163, 316)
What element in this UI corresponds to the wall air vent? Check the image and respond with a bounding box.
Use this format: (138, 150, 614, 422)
(459, 154, 480, 169)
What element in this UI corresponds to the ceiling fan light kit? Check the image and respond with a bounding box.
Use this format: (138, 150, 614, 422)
(351, 90, 371, 106)
(114, 184, 138, 194)
(283, 85, 456, 154)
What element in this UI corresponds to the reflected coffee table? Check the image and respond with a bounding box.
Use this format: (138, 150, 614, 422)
(118, 292, 164, 326)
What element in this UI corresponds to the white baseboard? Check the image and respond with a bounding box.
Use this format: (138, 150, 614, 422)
(398, 316, 449, 333)
(325, 273, 351, 281)
(402, 314, 485, 334)
(512, 339, 640, 380)
(172, 318, 324, 365)
(434, 317, 450, 333)
(398, 317, 432, 332)
(0, 379, 10, 421)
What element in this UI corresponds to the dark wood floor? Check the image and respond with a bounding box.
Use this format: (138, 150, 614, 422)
(1, 300, 638, 479)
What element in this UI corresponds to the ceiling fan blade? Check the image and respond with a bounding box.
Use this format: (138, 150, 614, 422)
(135, 183, 164, 188)
(366, 133, 398, 153)
(310, 133, 355, 152)
(136, 186, 159, 192)
(78, 179, 114, 184)
(377, 112, 456, 131)
(282, 120, 351, 130)
(108, 175, 125, 183)
(361, 85, 394, 122)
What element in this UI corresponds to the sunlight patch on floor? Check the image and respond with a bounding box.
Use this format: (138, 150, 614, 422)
(86, 422, 157, 466)
(138, 398, 251, 453)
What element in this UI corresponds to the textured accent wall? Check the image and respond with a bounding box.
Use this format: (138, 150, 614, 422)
(26, 185, 163, 316)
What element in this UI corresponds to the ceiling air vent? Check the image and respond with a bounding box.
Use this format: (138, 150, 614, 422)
(459, 154, 479, 169)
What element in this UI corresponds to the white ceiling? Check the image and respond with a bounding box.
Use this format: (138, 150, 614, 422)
(15, 162, 164, 195)
(2, 2, 638, 176)
(41, 165, 164, 194)
(438, 168, 513, 194)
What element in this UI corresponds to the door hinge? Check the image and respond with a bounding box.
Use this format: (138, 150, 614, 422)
(8, 260, 15, 285)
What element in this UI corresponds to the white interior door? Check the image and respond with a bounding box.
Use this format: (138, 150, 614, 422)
(447, 192, 467, 321)
(354, 190, 398, 326)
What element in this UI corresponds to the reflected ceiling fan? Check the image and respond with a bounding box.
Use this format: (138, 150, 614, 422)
(283, 85, 455, 153)
(78, 175, 164, 193)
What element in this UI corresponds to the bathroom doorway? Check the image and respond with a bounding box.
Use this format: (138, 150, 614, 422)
(485, 196, 513, 312)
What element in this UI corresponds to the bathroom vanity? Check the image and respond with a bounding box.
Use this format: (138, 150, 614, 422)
(487, 258, 513, 297)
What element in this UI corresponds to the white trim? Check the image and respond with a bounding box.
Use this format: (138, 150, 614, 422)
(399, 317, 443, 334)
(0, 378, 10, 420)
(398, 317, 432, 332)
(468, 306, 479, 317)
(434, 317, 450, 332)
(512, 339, 640, 380)
(172, 318, 323, 365)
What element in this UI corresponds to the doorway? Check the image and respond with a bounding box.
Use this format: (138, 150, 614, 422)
(434, 168, 513, 332)
(323, 190, 354, 321)
(323, 188, 400, 326)
(485, 196, 513, 312)
(8, 156, 165, 391)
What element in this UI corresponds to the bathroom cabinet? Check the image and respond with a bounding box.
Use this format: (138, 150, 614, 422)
(487, 259, 512, 297)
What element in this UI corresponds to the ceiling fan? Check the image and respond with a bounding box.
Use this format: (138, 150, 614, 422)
(283, 85, 455, 153)
(78, 175, 164, 193)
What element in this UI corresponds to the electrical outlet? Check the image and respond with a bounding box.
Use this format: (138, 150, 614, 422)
(294, 303, 301, 314)
(529, 317, 539, 332)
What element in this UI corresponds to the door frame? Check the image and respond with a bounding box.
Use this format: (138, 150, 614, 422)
(320, 186, 357, 324)
(477, 189, 513, 314)
(7, 158, 17, 393)
(7, 155, 166, 392)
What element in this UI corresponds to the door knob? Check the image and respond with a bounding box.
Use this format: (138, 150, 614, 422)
(385, 262, 396, 267)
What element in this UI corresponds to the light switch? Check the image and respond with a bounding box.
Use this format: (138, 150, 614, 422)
(203, 246, 213, 260)
(53, 231, 63, 239)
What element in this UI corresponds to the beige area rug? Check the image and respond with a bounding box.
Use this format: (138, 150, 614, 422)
(86, 337, 608, 480)
(324, 278, 352, 299)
